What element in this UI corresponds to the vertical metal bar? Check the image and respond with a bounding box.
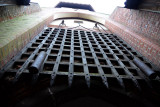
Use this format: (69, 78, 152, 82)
(50, 29, 67, 86)
(110, 34, 153, 88)
(1, 26, 156, 91)
(68, 30, 74, 87)
(0, 29, 45, 78)
(32, 28, 61, 83)
(91, 32, 125, 89)
(84, 31, 109, 88)
(101, 33, 141, 90)
(78, 31, 90, 88)
(111, 35, 156, 79)
(12, 28, 54, 83)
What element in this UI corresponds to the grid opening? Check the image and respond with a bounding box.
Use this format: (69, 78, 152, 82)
(111, 60, 120, 66)
(64, 46, 70, 50)
(84, 47, 91, 51)
(42, 44, 48, 48)
(50, 49, 59, 55)
(42, 33, 48, 36)
(128, 69, 138, 76)
(96, 53, 103, 58)
(36, 39, 43, 43)
(113, 50, 120, 54)
(58, 64, 69, 72)
(102, 67, 112, 74)
(104, 49, 110, 53)
(61, 56, 70, 63)
(85, 52, 92, 57)
(87, 58, 95, 64)
(88, 66, 98, 73)
(74, 47, 80, 51)
(99, 59, 107, 65)
(62, 50, 70, 55)
(116, 68, 126, 75)
(117, 55, 125, 60)
(122, 61, 132, 67)
(32, 43, 39, 47)
(20, 54, 30, 60)
(53, 45, 60, 49)
(107, 54, 114, 59)
(74, 57, 82, 63)
(74, 65, 84, 72)
(12, 62, 24, 70)
(26, 48, 35, 53)
(43, 63, 54, 71)
(47, 56, 57, 62)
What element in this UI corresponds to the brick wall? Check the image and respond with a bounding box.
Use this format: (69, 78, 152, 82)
(110, 7, 160, 45)
(0, 8, 54, 69)
(0, 3, 41, 22)
(106, 7, 160, 68)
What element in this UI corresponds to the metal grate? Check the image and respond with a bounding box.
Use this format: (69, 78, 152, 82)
(0, 27, 157, 91)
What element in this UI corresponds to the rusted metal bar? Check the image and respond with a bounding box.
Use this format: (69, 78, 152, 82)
(30, 28, 56, 74)
(93, 32, 125, 90)
(68, 30, 74, 87)
(103, 34, 141, 91)
(133, 57, 157, 79)
(97, 24, 157, 79)
(1, 27, 158, 92)
(31, 28, 60, 84)
(112, 34, 157, 79)
(50, 29, 67, 86)
(12, 28, 53, 83)
(79, 31, 90, 88)
(29, 51, 47, 74)
(103, 34, 153, 88)
(84, 31, 109, 88)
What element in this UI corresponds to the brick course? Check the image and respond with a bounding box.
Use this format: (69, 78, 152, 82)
(105, 7, 160, 68)
(110, 7, 160, 45)
(0, 9, 54, 69)
(0, 3, 41, 22)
